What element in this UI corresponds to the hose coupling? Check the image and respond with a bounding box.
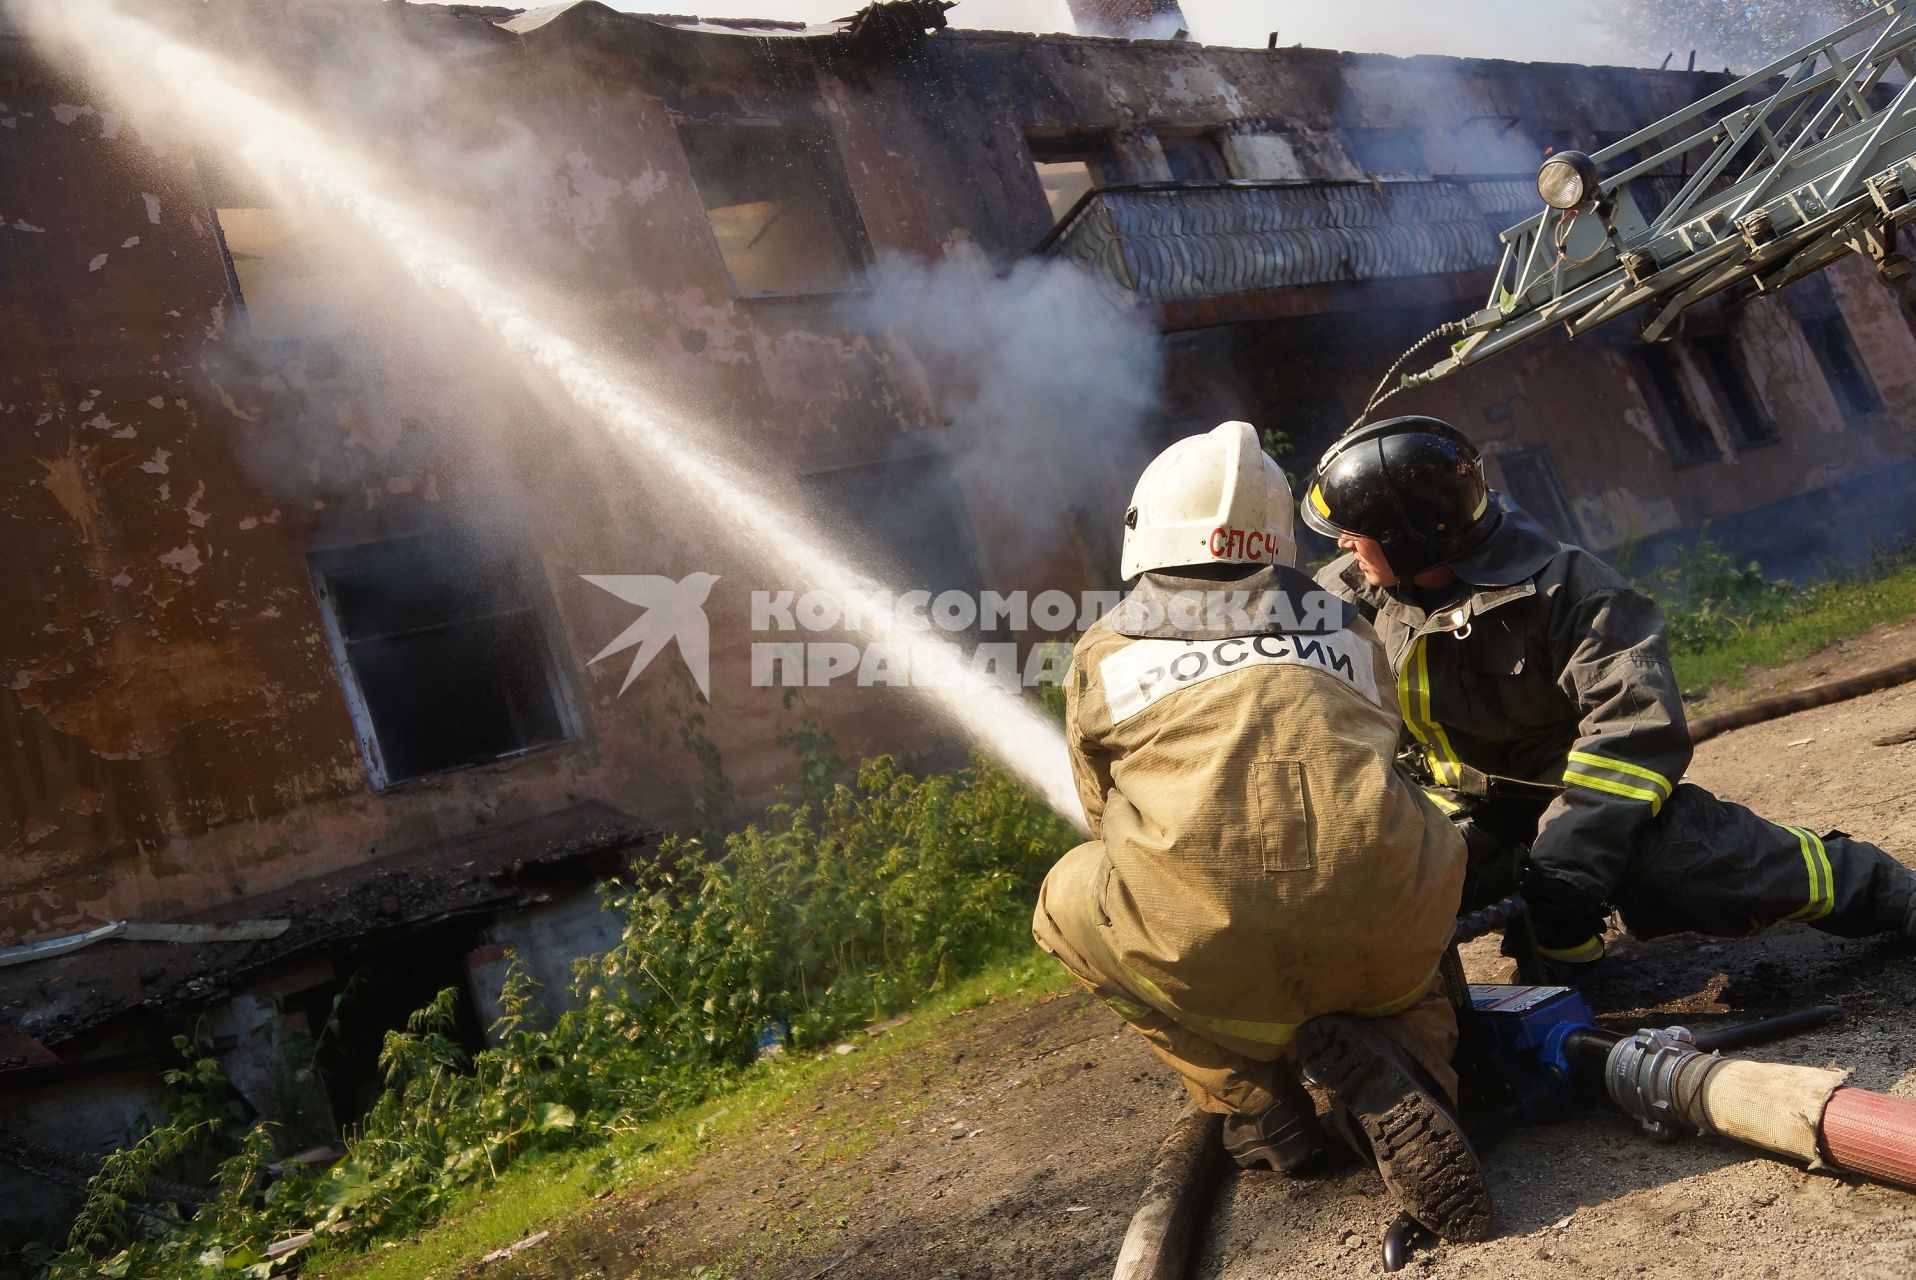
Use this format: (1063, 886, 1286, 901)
(1604, 1026, 1720, 1140)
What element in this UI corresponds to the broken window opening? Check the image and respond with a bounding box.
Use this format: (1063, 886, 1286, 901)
(1690, 334, 1779, 449)
(308, 531, 580, 789)
(1342, 126, 1427, 176)
(1160, 132, 1228, 182)
(1637, 345, 1722, 468)
(677, 121, 869, 299)
(1492, 444, 1582, 545)
(284, 922, 490, 1124)
(1799, 315, 1884, 421)
(213, 205, 351, 341)
(1028, 135, 1116, 224)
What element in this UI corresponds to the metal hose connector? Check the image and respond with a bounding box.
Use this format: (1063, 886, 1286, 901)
(1603, 1026, 1724, 1139)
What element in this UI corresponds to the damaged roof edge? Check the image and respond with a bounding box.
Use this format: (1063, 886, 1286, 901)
(493, 0, 953, 41)
(497, 0, 844, 38)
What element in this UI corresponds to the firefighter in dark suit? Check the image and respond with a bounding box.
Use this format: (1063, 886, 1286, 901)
(1306, 417, 1916, 976)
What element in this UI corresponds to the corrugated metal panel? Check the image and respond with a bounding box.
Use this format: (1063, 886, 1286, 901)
(1040, 178, 1533, 302)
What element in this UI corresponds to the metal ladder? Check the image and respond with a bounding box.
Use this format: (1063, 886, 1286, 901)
(1411, 0, 1916, 386)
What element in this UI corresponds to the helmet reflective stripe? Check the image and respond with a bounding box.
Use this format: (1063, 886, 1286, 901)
(1121, 421, 1296, 580)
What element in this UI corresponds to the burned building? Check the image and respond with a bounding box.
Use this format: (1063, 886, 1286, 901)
(4, 0, 1916, 1230)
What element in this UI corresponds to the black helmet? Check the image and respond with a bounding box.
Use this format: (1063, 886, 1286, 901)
(1300, 416, 1496, 577)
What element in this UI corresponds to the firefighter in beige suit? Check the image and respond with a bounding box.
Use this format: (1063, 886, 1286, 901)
(1033, 422, 1493, 1242)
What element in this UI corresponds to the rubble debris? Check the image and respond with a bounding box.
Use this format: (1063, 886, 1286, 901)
(0, 802, 648, 1054)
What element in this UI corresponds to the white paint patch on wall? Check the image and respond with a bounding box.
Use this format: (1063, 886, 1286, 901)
(1574, 488, 1680, 549)
(121, 235, 140, 248)
(139, 448, 171, 475)
(184, 481, 210, 528)
(548, 147, 625, 246)
(142, 193, 162, 223)
(88, 253, 108, 271)
(11, 220, 45, 232)
(50, 102, 96, 125)
(625, 165, 669, 203)
(1225, 132, 1304, 180)
(158, 544, 203, 575)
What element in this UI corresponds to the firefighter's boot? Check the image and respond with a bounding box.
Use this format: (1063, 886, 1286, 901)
(1294, 1013, 1494, 1242)
(1219, 1069, 1331, 1174)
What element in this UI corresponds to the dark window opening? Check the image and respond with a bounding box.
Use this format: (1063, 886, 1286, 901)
(1028, 134, 1116, 223)
(309, 532, 577, 788)
(1690, 335, 1779, 448)
(1637, 345, 1722, 467)
(282, 922, 490, 1127)
(1344, 126, 1427, 175)
(800, 450, 985, 603)
(1161, 133, 1227, 182)
(678, 121, 868, 298)
(1493, 444, 1581, 544)
(1799, 315, 1883, 420)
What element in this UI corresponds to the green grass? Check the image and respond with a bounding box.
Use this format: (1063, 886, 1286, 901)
(314, 947, 1073, 1280)
(1669, 558, 1916, 696)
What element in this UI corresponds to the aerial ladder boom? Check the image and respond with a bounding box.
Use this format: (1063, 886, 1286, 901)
(1404, 0, 1916, 394)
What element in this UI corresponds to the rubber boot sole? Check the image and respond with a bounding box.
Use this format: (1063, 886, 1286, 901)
(1294, 1014, 1494, 1242)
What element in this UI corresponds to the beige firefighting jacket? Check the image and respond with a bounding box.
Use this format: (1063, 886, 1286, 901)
(1065, 565, 1468, 1050)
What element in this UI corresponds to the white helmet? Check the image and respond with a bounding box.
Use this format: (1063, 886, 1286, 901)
(1120, 421, 1296, 580)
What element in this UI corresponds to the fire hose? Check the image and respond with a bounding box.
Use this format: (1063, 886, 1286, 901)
(1110, 901, 1916, 1279)
(1687, 655, 1916, 744)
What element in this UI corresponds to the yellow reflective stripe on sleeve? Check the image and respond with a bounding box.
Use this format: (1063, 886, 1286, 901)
(1562, 767, 1666, 813)
(1565, 750, 1673, 797)
(1398, 635, 1464, 787)
(1113, 962, 1438, 1047)
(1780, 824, 1835, 922)
(1422, 788, 1463, 815)
(1102, 994, 1155, 1023)
(1537, 935, 1605, 964)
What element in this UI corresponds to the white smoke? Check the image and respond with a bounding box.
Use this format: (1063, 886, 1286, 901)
(851, 247, 1162, 588)
(24, 0, 1093, 829)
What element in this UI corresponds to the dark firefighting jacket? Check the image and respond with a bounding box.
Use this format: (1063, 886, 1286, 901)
(1316, 501, 1693, 954)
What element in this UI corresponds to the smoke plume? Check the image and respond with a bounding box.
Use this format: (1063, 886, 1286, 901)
(851, 247, 1163, 589)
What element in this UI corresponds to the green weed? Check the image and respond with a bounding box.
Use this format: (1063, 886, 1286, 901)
(1634, 534, 1916, 694)
(28, 735, 1075, 1280)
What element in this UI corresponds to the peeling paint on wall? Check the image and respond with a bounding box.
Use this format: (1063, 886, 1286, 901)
(36, 444, 107, 544)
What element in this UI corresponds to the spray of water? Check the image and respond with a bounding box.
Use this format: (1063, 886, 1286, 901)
(22, 0, 1090, 831)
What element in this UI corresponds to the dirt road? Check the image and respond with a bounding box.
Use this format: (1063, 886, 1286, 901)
(473, 638, 1916, 1280)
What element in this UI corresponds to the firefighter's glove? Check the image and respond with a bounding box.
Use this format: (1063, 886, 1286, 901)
(1519, 870, 1607, 966)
